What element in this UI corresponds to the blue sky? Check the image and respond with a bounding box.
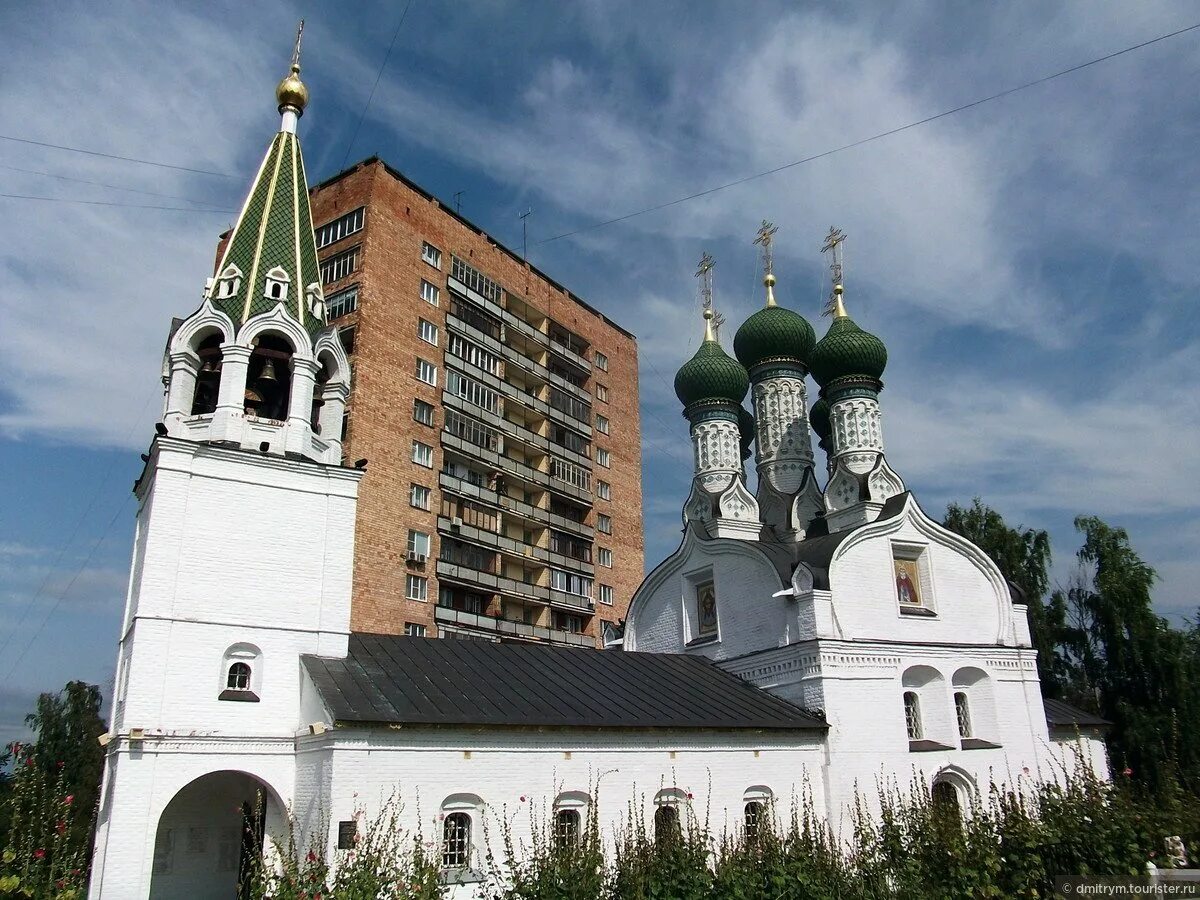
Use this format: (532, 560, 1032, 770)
(1, 0, 1198, 744)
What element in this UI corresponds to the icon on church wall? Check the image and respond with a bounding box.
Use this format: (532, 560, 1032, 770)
(697, 581, 718, 636)
(894, 558, 922, 606)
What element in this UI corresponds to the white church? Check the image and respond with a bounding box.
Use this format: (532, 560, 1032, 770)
(86, 37, 1108, 900)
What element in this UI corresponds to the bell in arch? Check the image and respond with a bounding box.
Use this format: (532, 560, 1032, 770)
(257, 358, 279, 384)
(199, 355, 222, 376)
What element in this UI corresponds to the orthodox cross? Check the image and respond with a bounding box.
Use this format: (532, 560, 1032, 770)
(754, 220, 779, 277)
(291, 20, 305, 71)
(820, 226, 847, 316)
(695, 251, 715, 313)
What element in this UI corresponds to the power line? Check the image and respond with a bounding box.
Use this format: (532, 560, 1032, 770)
(0, 192, 234, 212)
(0, 134, 238, 178)
(0, 163, 233, 208)
(340, 0, 416, 170)
(535, 20, 1200, 246)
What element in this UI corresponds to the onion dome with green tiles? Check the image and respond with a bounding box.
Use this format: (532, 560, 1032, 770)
(674, 310, 750, 410)
(809, 287, 888, 389)
(738, 406, 755, 460)
(733, 274, 816, 372)
(206, 30, 325, 341)
(809, 396, 831, 443)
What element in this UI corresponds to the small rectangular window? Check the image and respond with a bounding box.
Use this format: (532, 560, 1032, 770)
(412, 441, 434, 468)
(598, 547, 613, 568)
(406, 574, 428, 602)
(418, 319, 439, 346)
(337, 819, 358, 850)
(597, 514, 612, 534)
(596, 384, 608, 402)
(596, 414, 610, 435)
(422, 241, 442, 269)
(421, 279, 440, 306)
(416, 358, 437, 385)
(413, 399, 435, 426)
(404, 622, 427, 637)
(598, 584, 614, 606)
(326, 285, 359, 319)
(597, 448, 611, 468)
(410, 484, 431, 510)
(597, 481, 611, 501)
(594, 351, 609, 371)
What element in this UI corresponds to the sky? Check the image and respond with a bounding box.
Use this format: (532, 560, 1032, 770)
(1, 0, 1198, 745)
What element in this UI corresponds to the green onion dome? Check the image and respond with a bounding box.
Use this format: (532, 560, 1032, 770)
(738, 406, 755, 459)
(733, 275, 816, 370)
(808, 290, 887, 388)
(673, 311, 750, 408)
(809, 396, 832, 442)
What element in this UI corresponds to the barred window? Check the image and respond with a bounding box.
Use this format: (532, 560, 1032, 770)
(955, 691, 972, 738)
(744, 801, 764, 839)
(451, 256, 502, 303)
(320, 247, 359, 285)
(554, 809, 580, 846)
(551, 457, 591, 492)
(442, 812, 470, 868)
(325, 285, 359, 319)
(421, 279, 440, 306)
(445, 410, 499, 452)
(315, 207, 364, 249)
(447, 334, 501, 376)
(904, 691, 923, 740)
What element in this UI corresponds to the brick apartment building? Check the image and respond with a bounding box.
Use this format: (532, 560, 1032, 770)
(300, 157, 643, 646)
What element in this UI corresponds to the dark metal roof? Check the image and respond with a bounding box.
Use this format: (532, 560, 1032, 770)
(792, 492, 912, 589)
(1044, 698, 1111, 729)
(302, 634, 826, 731)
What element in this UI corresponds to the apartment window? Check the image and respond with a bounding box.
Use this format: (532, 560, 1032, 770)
(598, 584, 614, 606)
(551, 457, 592, 492)
(549, 323, 588, 357)
(418, 319, 439, 346)
(597, 481, 611, 501)
(596, 384, 608, 402)
(598, 547, 613, 568)
(597, 514, 612, 534)
(550, 361, 587, 389)
(410, 484, 431, 510)
(439, 537, 496, 573)
(549, 386, 591, 423)
(338, 325, 356, 355)
(551, 569, 593, 598)
(320, 246, 359, 285)
(597, 448, 611, 468)
(315, 207, 364, 249)
(451, 255, 502, 303)
(406, 574, 428, 602)
(325, 285, 359, 319)
(550, 530, 592, 563)
(596, 414, 610, 434)
(416, 358, 437, 385)
(441, 497, 497, 532)
(408, 530, 431, 557)
(553, 611, 585, 634)
(446, 370, 500, 415)
(445, 410, 500, 452)
(449, 294, 502, 341)
(550, 424, 591, 458)
(440, 585, 490, 613)
(421, 241, 442, 269)
(421, 279, 440, 306)
(443, 459, 487, 488)
(447, 334, 501, 376)
(595, 351, 609, 371)
(412, 441, 434, 468)
(550, 496, 587, 524)
(404, 622, 427, 637)
(413, 399, 435, 426)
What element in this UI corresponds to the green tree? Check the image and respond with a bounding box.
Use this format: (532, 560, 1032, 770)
(943, 499, 1069, 695)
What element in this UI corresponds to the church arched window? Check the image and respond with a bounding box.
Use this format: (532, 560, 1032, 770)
(903, 691, 923, 740)
(653, 805, 679, 844)
(442, 813, 471, 868)
(219, 644, 261, 702)
(215, 264, 242, 300)
(931, 779, 960, 820)
(244, 334, 293, 422)
(190, 334, 223, 416)
(227, 662, 251, 691)
(264, 266, 290, 303)
(954, 691, 972, 738)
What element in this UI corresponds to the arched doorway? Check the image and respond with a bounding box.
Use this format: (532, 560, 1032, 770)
(149, 771, 282, 900)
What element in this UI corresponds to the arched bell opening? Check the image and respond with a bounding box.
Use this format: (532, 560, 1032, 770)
(191, 335, 224, 416)
(310, 355, 332, 433)
(244, 335, 294, 422)
(149, 770, 285, 900)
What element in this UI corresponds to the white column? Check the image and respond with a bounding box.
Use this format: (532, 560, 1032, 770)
(690, 417, 741, 493)
(828, 395, 883, 473)
(284, 356, 320, 457)
(753, 374, 816, 494)
(317, 381, 350, 463)
(210, 344, 251, 445)
(163, 350, 199, 429)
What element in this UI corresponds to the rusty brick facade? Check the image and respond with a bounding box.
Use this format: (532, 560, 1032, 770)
(305, 158, 643, 646)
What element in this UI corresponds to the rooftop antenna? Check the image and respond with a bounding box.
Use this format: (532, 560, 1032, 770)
(453, 191, 464, 215)
(753, 219, 779, 306)
(519, 207, 533, 262)
(820, 226, 848, 318)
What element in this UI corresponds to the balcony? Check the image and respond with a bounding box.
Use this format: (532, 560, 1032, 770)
(440, 431, 550, 491)
(549, 588, 596, 613)
(445, 313, 506, 359)
(436, 559, 549, 603)
(437, 515, 548, 565)
(547, 336, 592, 375)
(434, 606, 592, 648)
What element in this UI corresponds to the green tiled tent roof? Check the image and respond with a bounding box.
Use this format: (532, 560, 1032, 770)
(210, 130, 324, 339)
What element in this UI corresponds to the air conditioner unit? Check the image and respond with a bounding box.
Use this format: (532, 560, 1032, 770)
(407, 551, 427, 563)
(451, 516, 463, 529)
(587, 599, 596, 609)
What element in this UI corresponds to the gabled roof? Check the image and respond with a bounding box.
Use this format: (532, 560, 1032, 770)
(302, 633, 826, 731)
(1043, 697, 1111, 729)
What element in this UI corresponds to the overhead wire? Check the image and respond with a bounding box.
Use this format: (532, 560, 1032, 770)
(0, 192, 234, 212)
(534, 20, 1200, 246)
(0, 163, 234, 208)
(0, 133, 237, 178)
(340, 0, 416, 170)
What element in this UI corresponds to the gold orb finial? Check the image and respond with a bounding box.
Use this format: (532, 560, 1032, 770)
(276, 21, 309, 114)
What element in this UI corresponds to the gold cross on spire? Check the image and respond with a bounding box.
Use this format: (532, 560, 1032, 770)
(695, 251, 715, 312)
(291, 19, 305, 72)
(820, 226, 848, 317)
(754, 220, 779, 306)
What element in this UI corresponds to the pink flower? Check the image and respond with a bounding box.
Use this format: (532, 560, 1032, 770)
(55, 820, 67, 836)
(34, 848, 46, 859)
(520, 795, 527, 803)
(1123, 767, 1133, 777)
(64, 795, 75, 806)
(56, 760, 64, 769)
(686, 792, 694, 800)
(306, 849, 318, 862)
